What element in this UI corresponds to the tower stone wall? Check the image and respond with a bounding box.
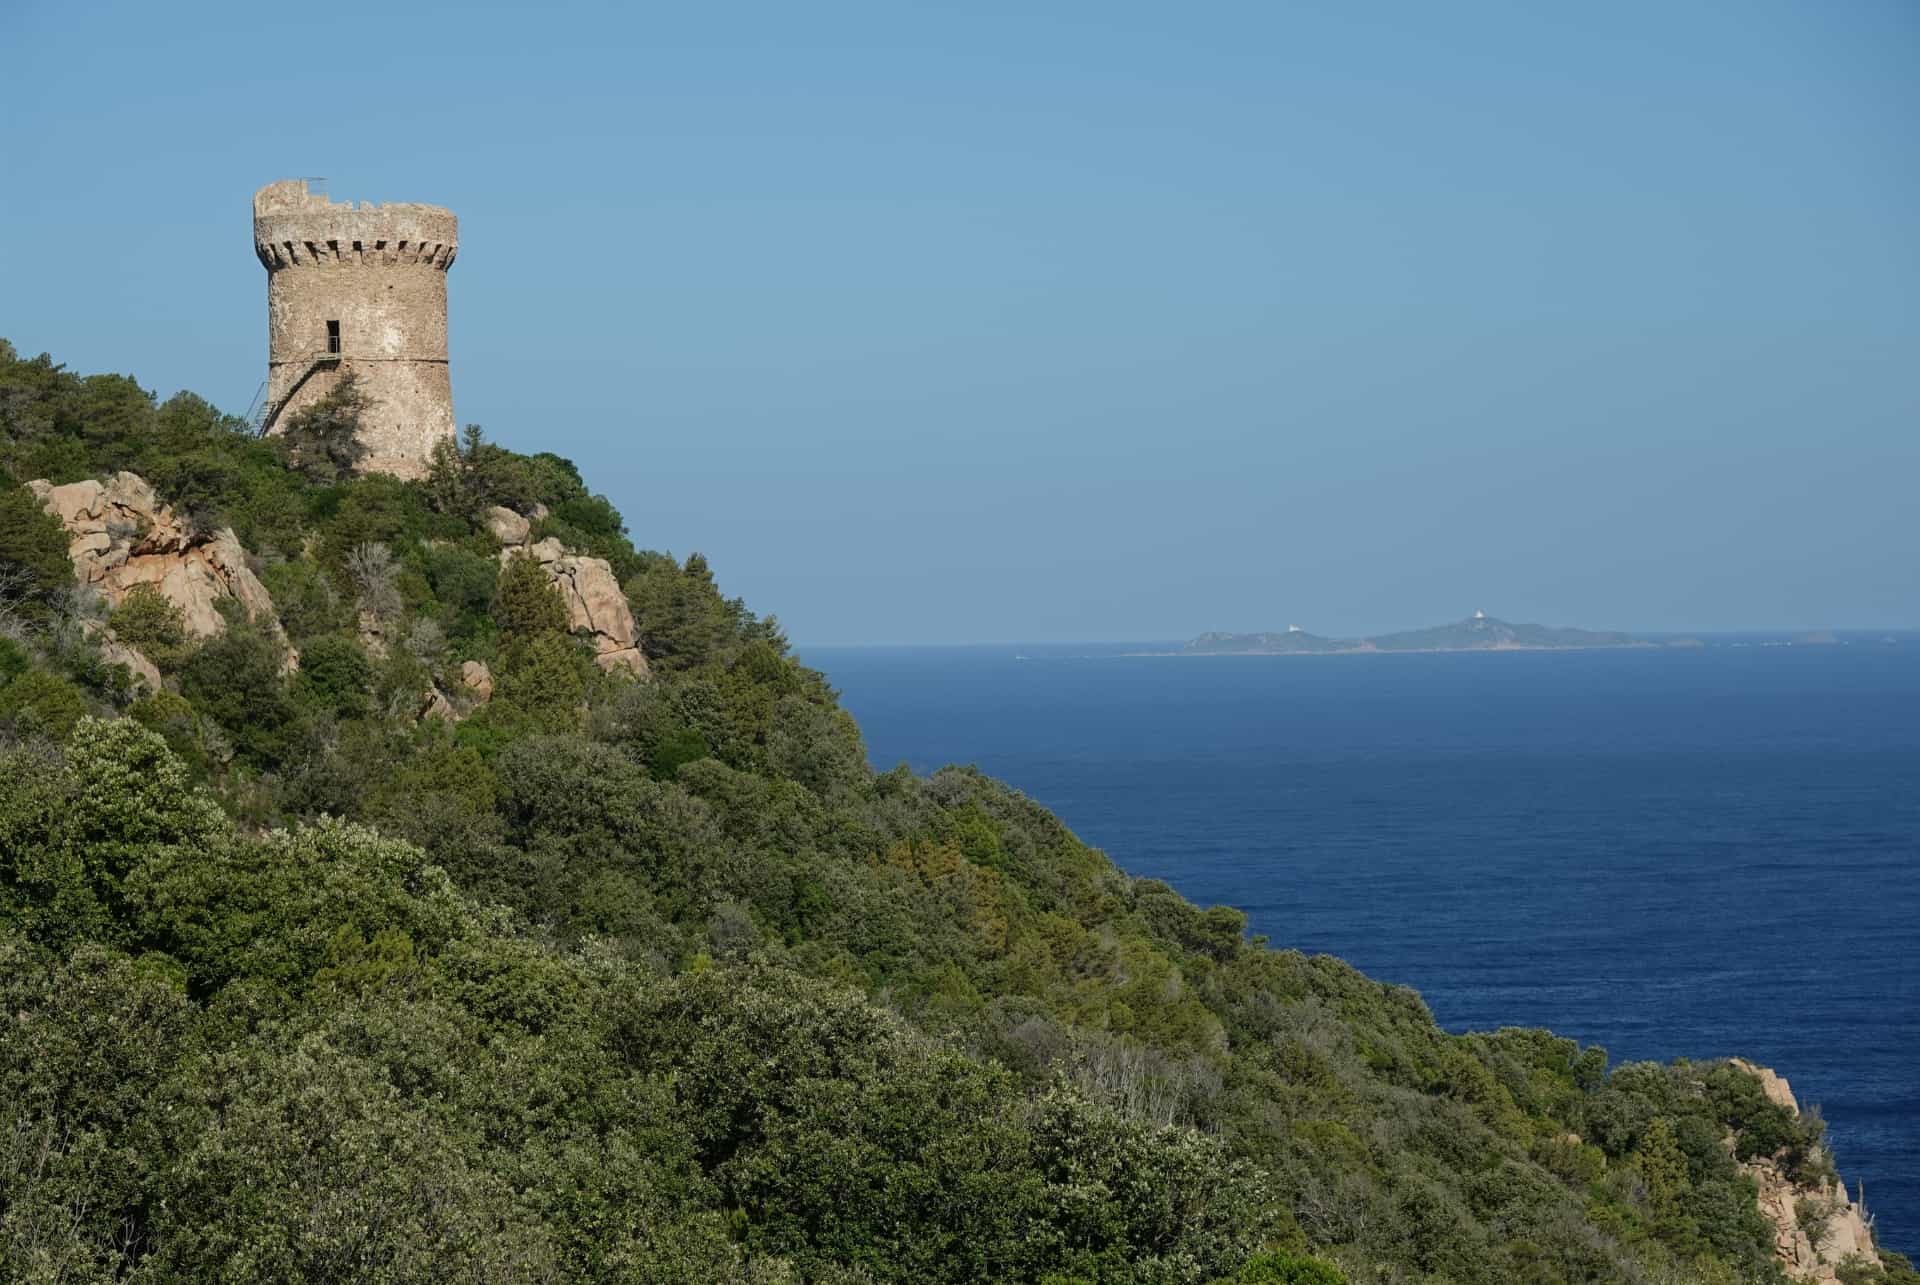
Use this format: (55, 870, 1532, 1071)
(253, 179, 458, 478)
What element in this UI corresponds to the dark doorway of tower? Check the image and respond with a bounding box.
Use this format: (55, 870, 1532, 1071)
(326, 320, 341, 354)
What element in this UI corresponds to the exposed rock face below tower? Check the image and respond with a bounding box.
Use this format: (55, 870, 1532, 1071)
(497, 537, 650, 677)
(27, 472, 288, 652)
(253, 179, 458, 479)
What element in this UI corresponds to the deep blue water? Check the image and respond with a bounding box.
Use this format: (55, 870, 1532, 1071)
(801, 641, 1920, 1254)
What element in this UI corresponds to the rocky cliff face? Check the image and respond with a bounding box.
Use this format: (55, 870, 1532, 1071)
(494, 532, 649, 678)
(27, 472, 290, 683)
(1729, 1059, 1882, 1283)
(25, 476, 649, 702)
(29, 473, 284, 640)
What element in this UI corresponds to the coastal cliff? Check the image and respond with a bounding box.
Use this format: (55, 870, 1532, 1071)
(1729, 1059, 1883, 1283)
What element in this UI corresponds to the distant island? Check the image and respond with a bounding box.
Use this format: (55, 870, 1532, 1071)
(1178, 611, 1648, 655)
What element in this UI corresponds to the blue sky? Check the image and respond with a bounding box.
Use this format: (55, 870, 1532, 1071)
(3, 0, 1914, 642)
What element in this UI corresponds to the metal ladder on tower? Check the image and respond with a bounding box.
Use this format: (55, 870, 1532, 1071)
(244, 351, 343, 437)
(242, 380, 270, 435)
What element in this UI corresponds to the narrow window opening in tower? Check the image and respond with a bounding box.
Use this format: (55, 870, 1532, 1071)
(326, 320, 341, 355)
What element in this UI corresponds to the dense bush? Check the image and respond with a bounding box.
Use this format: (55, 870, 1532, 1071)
(1, 721, 1273, 1282)
(109, 584, 190, 669)
(0, 667, 88, 740)
(276, 372, 371, 483)
(0, 482, 71, 614)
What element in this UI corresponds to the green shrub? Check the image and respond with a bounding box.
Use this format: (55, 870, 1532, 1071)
(492, 550, 568, 641)
(494, 633, 590, 731)
(0, 668, 88, 739)
(0, 482, 72, 612)
(421, 542, 498, 636)
(624, 550, 757, 670)
(650, 725, 711, 780)
(129, 690, 208, 774)
(0, 635, 30, 686)
(110, 584, 190, 669)
(1224, 1251, 1348, 1284)
(275, 373, 369, 483)
(259, 558, 349, 643)
(178, 613, 299, 767)
(294, 635, 374, 718)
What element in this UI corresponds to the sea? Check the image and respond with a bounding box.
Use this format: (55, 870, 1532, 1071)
(800, 637, 1920, 1255)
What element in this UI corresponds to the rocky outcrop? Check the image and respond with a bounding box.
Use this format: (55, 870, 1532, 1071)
(460, 660, 493, 702)
(409, 663, 492, 724)
(1733, 1059, 1800, 1115)
(485, 505, 530, 547)
(503, 538, 649, 678)
(1729, 1059, 1881, 1284)
(418, 687, 456, 722)
(84, 621, 162, 694)
(27, 473, 285, 648)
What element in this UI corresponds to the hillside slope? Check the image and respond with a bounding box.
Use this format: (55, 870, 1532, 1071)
(0, 339, 1909, 1284)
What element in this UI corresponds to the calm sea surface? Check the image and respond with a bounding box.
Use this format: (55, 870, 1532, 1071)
(801, 640, 1920, 1253)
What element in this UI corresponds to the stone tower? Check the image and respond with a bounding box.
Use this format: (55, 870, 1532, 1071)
(252, 179, 459, 479)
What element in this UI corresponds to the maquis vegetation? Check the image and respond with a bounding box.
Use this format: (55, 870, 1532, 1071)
(0, 339, 1911, 1284)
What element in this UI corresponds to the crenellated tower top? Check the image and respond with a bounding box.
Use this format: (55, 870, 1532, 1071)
(252, 179, 458, 272)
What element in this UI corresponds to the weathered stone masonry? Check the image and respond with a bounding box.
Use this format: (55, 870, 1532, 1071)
(253, 179, 458, 479)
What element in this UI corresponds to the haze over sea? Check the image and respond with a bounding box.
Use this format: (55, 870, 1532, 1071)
(804, 638, 1920, 1254)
